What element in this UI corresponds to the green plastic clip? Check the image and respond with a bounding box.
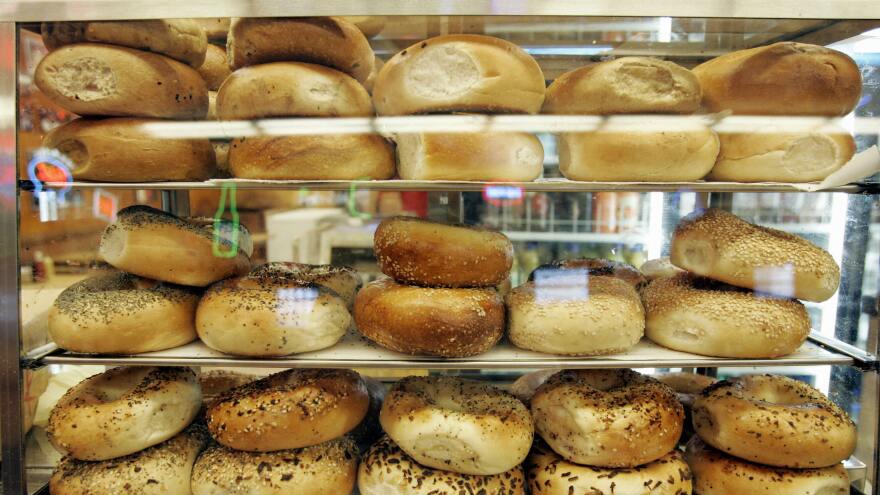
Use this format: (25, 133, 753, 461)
(347, 177, 372, 220)
(213, 182, 239, 258)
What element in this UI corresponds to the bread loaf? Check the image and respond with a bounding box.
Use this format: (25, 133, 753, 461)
(42, 19, 207, 67)
(373, 34, 545, 115)
(217, 62, 372, 120)
(693, 42, 862, 116)
(192, 18, 230, 40)
(43, 118, 215, 182)
(35, 43, 208, 119)
(342, 16, 385, 38)
(227, 17, 374, 83)
(197, 44, 231, 91)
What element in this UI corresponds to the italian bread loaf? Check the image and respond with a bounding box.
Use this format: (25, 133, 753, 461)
(217, 62, 372, 120)
(43, 118, 215, 182)
(42, 19, 207, 67)
(544, 57, 701, 114)
(35, 43, 208, 119)
(227, 16, 374, 83)
(693, 42, 862, 116)
(197, 43, 231, 91)
(373, 34, 545, 115)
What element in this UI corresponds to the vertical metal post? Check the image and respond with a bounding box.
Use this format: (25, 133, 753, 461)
(0, 21, 25, 495)
(160, 190, 191, 216)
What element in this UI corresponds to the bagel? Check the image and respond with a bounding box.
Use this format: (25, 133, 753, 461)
(50, 423, 209, 495)
(271, 262, 361, 308)
(196, 263, 351, 357)
(47, 367, 202, 461)
(191, 437, 359, 495)
(380, 375, 533, 475)
(374, 216, 513, 287)
(198, 370, 258, 402)
(48, 272, 199, 354)
(354, 278, 504, 357)
(359, 435, 527, 495)
(531, 369, 683, 468)
(655, 371, 717, 405)
(529, 257, 647, 289)
(506, 277, 644, 356)
(99, 205, 252, 287)
(527, 440, 693, 495)
(693, 374, 857, 468)
(347, 376, 386, 454)
(670, 208, 840, 302)
(509, 369, 559, 404)
(643, 273, 811, 358)
(640, 257, 684, 281)
(206, 368, 369, 452)
(685, 436, 850, 495)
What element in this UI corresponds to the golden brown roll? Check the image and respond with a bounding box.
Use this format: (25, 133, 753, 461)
(228, 134, 395, 180)
(374, 216, 513, 287)
(531, 369, 683, 468)
(42, 19, 208, 67)
(380, 376, 533, 475)
(192, 18, 230, 40)
(543, 57, 701, 114)
(506, 277, 644, 356)
(373, 34, 545, 115)
(50, 424, 209, 495)
(709, 130, 856, 182)
(42, 118, 216, 182)
(196, 263, 351, 357)
(685, 436, 850, 495)
(670, 208, 841, 302)
(557, 128, 719, 181)
(35, 43, 208, 119)
(48, 272, 199, 354)
(693, 42, 862, 116)
(693, 375, 857, 468)
(99, 205, 252, 287)
(342, 16, 385, 38)
(527, 440, 693, 495)
(206, 368, 370, 452)
(47, 367, 202, 461)
(529, 257, 647, 289)
(393, 131, 544, 181)
(228, 16, 375, 83)
(196, 43, 231, 91)
(643, 273, 811, 358)
(354, 278, 504, 357)
(359, 435, 527, 495)
(217, 62, 373, 119)
(191, 437, 359, 495)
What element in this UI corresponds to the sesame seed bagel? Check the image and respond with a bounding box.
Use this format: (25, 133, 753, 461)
(670, 208, 840, 302)
(506, 277, 644, 356)
(380, 376, 534, 475)
(359, 435, 527, 495)
(47, 367, 202, 461)
(48, 272, 199, 354)
(531, 369, 683, 468)
(643, 273, 811, 358)
(685, 436, 850, 495)
(99, 205, 252, 287)
(529, 257, 647, 289)
(526, 440, 693, 495)
(50, 423, 209, 495)
(374, 216, 513, 288)
(692, 374, 857, 468)
(196, 263, 351, 357)
(206, 368, 369, 452)
(191, 436, 359, 495)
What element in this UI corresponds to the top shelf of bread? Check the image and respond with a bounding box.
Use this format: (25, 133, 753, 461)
(4, 0, 880, 22)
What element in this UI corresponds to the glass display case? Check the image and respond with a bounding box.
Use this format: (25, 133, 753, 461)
(1, 2, 880, 494)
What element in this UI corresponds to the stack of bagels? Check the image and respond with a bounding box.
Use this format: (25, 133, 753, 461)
(354, 216, 512, 357)
(642, 207, 841, 358)
(35, 19, 217, 182)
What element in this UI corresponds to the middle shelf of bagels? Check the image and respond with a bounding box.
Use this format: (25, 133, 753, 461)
(30, 17, 876, 190)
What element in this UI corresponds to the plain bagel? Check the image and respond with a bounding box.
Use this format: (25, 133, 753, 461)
(206, 368, 369, 451)
(531, 369, 683, 468)
(196, 263, 351, 357)
(48, 272, 199, 354)
(358, 435, 527, 495)
(670, 208, 840, 302)
(693, 374, 857, 468)
(99, 205, 252, 287)
(374, 216, 513, 287)
(47, 367, 202, 461)
(380, 375, 534, 475)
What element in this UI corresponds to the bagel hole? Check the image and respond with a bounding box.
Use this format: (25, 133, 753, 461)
(89, 367, 153, 402)
(54, 138, 89, 173)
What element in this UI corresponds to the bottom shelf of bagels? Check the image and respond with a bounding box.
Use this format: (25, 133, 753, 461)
(25, 366, 869, 495)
